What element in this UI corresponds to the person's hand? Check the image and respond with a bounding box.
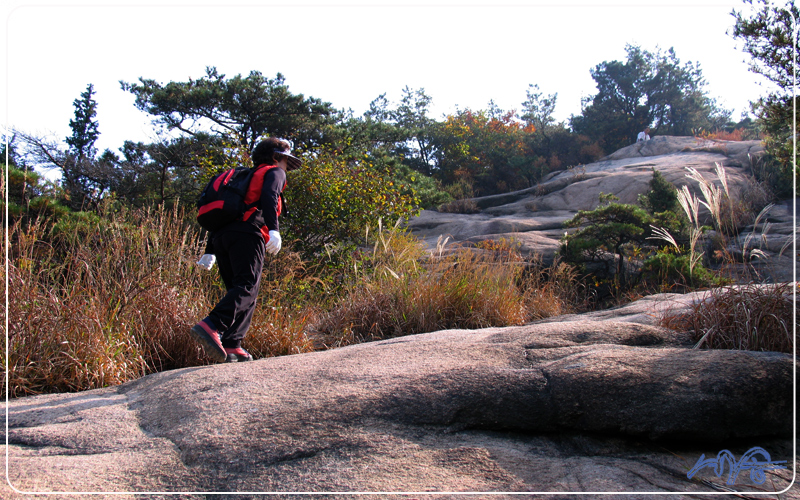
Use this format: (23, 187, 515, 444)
(265, 230, 282, 255)
(196, 254, 216, 271)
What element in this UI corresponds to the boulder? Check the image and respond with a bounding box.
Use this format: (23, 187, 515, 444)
(3, 290, 795, 498)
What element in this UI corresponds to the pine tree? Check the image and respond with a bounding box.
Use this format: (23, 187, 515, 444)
(732, 0, 798, 189)
(62, 84, 105, 208)
(639, 168, 679, 214)
(66, 84, 100, 161)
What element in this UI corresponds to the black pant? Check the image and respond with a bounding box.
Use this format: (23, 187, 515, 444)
(209, 228, 265, 348)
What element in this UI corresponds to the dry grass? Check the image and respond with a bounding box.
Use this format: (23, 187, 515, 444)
(244, 303, 316, 357)
(311, 233, 584, 348)
(694, 128, 761, 142)
(2, 205, 316, 397)
(3, 206, 212, 396)
(242, 250, 317, 357)
(311, 252, 528, 348)
(660, 283, 795, 353)
(520, 255, 585, 320)
(6, 182, 786, 399)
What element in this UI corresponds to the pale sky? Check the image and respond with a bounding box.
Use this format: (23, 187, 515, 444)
(2, 0, 779, 156)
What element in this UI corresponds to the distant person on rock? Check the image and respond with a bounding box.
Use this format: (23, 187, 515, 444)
(191, 137, 301, 363)
(637, 127, 651, 142)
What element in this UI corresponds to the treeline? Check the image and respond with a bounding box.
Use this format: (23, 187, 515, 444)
(7, 44, 759, 214)
(6, 0, 798, 249)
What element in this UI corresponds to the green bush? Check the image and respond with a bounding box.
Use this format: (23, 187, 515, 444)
(6, 164, 44, 204)
(2, 164, 67, 223)
(651, 209, 688, 236)
(284, 147, 420, 257)
(639, 168, 688, 236)
(437, 198, 481, 214)
(0, 201, 25, 220)
(393, 161, 451, 209)
(28, 197, 70, 219)
(49, 209, 107, 247)
(749, 153, 792, 199)
(640, 251, 716, 292)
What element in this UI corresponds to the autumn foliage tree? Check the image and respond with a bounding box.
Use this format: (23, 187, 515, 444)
(431, 109, 540, 196)
(518, 85, 604, 178)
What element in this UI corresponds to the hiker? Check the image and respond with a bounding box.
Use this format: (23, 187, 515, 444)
(191, 137, 302, 363)
(637, 127, 651, 142)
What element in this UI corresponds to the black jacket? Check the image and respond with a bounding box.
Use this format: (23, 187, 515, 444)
(204, 165, 286, 254)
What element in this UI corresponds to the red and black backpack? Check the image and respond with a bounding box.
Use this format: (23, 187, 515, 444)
(196, 164, 282, 232)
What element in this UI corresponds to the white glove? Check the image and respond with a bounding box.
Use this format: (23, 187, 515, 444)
(264, 230, 282, 255)
(196, 254, 216, 271)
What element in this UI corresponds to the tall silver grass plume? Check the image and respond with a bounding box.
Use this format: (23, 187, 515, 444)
(714, 162, 730, 197)
(647, 225, 679, 250)
(742, 203, 775, 255)
(435, 234, 450, 258)
(677, 185, 700, 227)
(688, 228, 703, 272)
(778, 238, 793, 258)
(686, 166, 721, 225)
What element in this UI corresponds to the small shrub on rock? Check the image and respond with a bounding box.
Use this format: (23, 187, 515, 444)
(640, 251, 717, 292)
(437, 198, 481, 214)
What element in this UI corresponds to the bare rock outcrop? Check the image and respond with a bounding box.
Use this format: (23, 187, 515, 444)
(3, 290, 795, 498)
(407, 136, 796, 282)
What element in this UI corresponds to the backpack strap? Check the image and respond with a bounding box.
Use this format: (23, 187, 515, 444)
(241, 164, 285, 222)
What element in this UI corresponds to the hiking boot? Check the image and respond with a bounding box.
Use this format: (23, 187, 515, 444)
(190, 319, 226, 363)
(225, 347, 253, 363)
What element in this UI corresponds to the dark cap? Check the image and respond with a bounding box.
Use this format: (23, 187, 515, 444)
(275, 147, 302, 171)
(252, 138, 302, 171)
